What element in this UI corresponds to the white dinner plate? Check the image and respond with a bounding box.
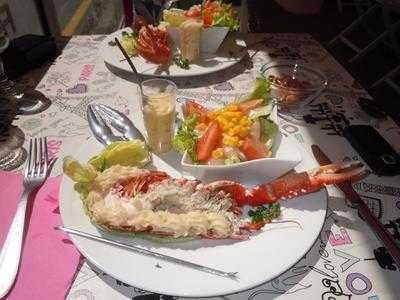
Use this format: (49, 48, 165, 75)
(59, 137, 327, 297)
(99, 28, 246, 77)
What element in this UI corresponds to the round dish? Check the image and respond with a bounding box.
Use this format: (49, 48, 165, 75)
(261, 62, 328, 108)
(99, 28, 246, 78)
(60, 137, 327, 297)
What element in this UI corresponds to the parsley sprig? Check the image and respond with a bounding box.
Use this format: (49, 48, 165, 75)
(248, 203, 281, 223)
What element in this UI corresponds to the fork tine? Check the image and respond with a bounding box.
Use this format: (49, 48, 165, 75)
(39, 137, 43, 174)
(43, 137, 48, 174)
(24, 139, 33, 177)
(33, 138, 38, 175)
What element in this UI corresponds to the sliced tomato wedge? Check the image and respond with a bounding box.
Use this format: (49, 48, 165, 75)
(240, 137, 267, 161)
(203, 8, 214, 27)
(183, 100, 210, 123)
(184, 7, 201, 18)
(239, 99, 264, 112)
(197, 121, 222, 162)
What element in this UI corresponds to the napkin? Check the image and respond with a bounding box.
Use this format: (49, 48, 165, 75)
(0, 171, 81, 300)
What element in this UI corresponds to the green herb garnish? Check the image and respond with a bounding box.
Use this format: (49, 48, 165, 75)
(174, 57, 190, 70)
(173, 115, 199, 163)
(108, 41, 116, 46)
(248, 203, 281, 223)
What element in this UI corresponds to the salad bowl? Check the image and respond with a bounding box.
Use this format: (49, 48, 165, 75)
(167, 26, 229, 54)
(181, 132, 302, 183)
(180, 107, 303, 184)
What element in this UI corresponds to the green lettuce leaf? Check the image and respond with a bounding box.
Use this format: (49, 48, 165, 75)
(88, 140, 150, 172)
(248, 102, 274, 119)
(173, 115, 199, 163)
(240, 77, 271, 104)
(259, 116, 278, 144)
(212, 3, 240, 31)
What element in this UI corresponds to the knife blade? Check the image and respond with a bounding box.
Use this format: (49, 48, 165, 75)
(311, 144, 400, 268)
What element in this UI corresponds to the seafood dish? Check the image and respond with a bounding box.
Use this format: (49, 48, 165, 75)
(63, 152, 366, 241)
(107, 0, 239, 68)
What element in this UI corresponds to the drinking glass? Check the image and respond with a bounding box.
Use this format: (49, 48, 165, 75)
(139, 79, 177, 154)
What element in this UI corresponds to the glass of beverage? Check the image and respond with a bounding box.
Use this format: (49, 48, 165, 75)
(139, 79, 177, 154)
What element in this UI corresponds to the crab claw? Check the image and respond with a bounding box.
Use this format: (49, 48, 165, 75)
(87, 104, 123, 145)
(97, 104, 145, 141)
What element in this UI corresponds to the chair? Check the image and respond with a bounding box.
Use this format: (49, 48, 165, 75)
(329, 0, 400, 95)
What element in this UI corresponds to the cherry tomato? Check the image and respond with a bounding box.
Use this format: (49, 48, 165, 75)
(197, 121, 222, 161)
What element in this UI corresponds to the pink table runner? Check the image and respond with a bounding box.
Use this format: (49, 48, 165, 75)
(0, 171, 81, 300)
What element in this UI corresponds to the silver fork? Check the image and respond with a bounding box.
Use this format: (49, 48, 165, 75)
(0, 137, 49, 298)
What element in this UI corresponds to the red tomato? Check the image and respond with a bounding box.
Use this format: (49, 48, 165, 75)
(197, 121, 222, 161)
(240, 137, 267, 160)
(203, 9, 214, 27)
(183, 100, 210, 123)
(184, 8, 201, 18)
(239, 99, 264, 112)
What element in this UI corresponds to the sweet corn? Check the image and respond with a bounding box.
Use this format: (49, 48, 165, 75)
(195, 123, 207, 131)
(212, 148, 225, 159)
(208, 103, 254, 147)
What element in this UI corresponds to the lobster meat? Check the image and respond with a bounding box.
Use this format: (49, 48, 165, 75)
(121, 160, 367, 207)
(84, 161, 366, 241)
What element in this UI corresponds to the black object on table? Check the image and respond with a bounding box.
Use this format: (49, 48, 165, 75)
(0, 34, 58, 79)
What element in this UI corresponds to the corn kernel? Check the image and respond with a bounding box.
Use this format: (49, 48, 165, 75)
(212, 148, 225, 159)
(195, 123, 207, 131)
(228, 129, 235, 136)
(239, 118, 248, 126)
(234, 125, 242, 132)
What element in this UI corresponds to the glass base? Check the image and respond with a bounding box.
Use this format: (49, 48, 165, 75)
(0, 147, 27, 171)
(0, 126, 26, 171)
(16, 90, 52, 115)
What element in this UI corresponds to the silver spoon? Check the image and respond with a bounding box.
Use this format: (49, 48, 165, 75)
(87, 104, 123, 145)
(96, 104, 145, 141)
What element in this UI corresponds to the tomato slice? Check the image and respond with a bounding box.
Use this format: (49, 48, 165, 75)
(184, 8, 201, 18)
(239, 99, 264, 112)
(203, 8, 214, 27)
(197, 121, 222, 161)
(240, 137, 267, 160)
(183, 100, 210, 123)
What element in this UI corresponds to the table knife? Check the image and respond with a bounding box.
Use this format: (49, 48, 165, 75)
(311, 144, 400, 268)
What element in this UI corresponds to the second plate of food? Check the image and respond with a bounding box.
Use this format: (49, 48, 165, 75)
(99, 28, 246, 77)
